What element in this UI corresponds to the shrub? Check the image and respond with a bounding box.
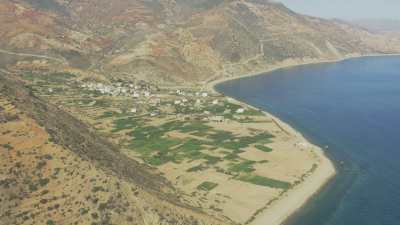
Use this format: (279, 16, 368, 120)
(39, 178, 50, 187)
(1, 143, 13, 150)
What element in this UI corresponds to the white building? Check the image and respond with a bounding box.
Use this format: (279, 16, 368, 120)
(212, 99, 219, 105)
(130, 108, 137, 113)
(236, 108, 245, 114)
(201, 92, 208, 98)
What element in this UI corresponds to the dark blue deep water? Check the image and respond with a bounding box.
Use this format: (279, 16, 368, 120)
(216, 56, 400, 225)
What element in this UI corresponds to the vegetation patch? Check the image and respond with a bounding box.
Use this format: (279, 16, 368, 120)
(187, 164, 208, 172)
(208, 130, 235, 142)
(223, 152, 240, 161)
(228, 160, 256, 173)
(197, 181, 218, 191)
(144, 149, 180, 166)
(215, 132, 273, 151)
(179, 122, 210, 134)
(255, 145, 273, 152)
(204, 155, 221, 165)
(177, 139, 206, 156)
(1, 143, 13, 150)
(97, 111, 115, 119)
(112, 117, 141, 133)
(243, 108, 264, 116)
(22, 72, 76, 84)
(237, 174, 291, 190)
(93, 99, 111, 108)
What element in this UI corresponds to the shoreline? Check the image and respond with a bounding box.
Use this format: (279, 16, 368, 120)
(208, 53, 400, 225)
(206, 53, 400, 94)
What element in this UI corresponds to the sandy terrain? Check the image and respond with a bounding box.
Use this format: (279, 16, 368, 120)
(208, 58, 344, 225)
(247, 113, 336, 225)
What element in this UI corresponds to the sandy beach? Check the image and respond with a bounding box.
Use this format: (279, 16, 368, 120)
(207, 56, 370, 225)
(246, 113, 336, 225)
(210, 54, 400, 225)
(213, 93, 336, 225)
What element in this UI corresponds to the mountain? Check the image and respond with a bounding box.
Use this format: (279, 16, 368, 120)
(1, 0, 400, 85)
(350, 19, 400, 34)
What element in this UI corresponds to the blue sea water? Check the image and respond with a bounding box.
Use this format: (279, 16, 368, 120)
(216, 56, 400, 225)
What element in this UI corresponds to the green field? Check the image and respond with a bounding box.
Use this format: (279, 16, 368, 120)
(237, 174, 291, 190)
(228, 160, 256, 173)
(255, 145, 273, 152)
(197, 181, 218, 191)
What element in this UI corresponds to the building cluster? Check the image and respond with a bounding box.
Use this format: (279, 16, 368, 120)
(175, 89, 208, 98)
(76, 82, 247, 121)
(171, 90, 247, 123)
(81, 82, 153, 98)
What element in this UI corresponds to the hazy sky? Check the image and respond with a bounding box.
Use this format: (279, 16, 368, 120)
(277, 0, 400, 20)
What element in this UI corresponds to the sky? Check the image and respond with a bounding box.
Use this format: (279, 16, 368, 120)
(276, 0, 400, 20)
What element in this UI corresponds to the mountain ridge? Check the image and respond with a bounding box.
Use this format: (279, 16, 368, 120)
(1, 0, 400, 85)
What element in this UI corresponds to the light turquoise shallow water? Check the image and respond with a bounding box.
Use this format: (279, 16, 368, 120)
(216, 56, 400, 225)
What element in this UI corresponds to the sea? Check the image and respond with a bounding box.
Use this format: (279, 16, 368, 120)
(216, 56, 400, 225)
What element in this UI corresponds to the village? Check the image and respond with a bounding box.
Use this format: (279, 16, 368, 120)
(74, 80, 252, 123)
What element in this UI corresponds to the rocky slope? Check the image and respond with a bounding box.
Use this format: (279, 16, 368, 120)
(0, 72, 230, 225)
(1, 0, 400, 85)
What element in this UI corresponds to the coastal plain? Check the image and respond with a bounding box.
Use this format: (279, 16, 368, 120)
(1, 70, 334, 224)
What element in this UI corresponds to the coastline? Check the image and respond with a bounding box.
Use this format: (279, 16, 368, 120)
(213, 94, 336, 225)
(248, 113, 336, 225)
(207, 53, 400, 225)
(206, 53, 400, 94)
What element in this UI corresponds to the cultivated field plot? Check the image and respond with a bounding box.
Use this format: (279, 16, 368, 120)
(18, 71, 321, 223)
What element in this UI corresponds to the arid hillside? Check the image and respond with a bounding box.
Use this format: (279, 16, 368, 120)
(1, 0, 400, 85)
(0, 73, 231, 225)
